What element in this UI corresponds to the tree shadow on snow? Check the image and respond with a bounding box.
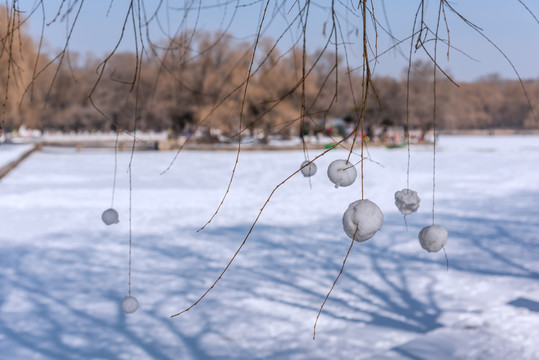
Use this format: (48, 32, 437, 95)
(0, 233, 222, 360)
(189, 218, 446, 337)
(1, 199, 538, 360)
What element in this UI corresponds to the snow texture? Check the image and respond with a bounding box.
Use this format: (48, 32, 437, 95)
(327, 159, 357, 188)
(1, 135, 539, 359)
(418, 225, 448, 253)
(0, 144, 34, 169)
(101, 208, 119, 225)
(121, 296, 139, 314)
(342, 199, 384, 242)
(394, 188, 420, 215)
(300, 160, 317, 177)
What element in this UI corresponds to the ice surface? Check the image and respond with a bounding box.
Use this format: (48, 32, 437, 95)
(327, 159, 357, 188)
(394, 188, 420, 215)
(342, 199, 384, 242)
(0, 136, 539, 359)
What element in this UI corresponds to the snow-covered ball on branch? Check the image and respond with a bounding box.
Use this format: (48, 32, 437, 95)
(327, 159, 357, 188)
(343, 199, 384, 242)
(418, 225, 448, 253)
(121, 296, 139, 314)
(102, 208, 119, 225)
(394, 189, 421, 215)
(300, 160, 317, 177)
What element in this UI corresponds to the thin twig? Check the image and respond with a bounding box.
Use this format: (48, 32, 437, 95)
(171, 133, 356, 318)
(313, 235, 356, 340)
(196, 0, 271, 232)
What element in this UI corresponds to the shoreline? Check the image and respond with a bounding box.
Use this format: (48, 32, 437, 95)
(3, 130, 538, 151)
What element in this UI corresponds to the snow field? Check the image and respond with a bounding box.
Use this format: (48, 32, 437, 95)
(0, 143, 35, 175)
(0, 136, 538, 359)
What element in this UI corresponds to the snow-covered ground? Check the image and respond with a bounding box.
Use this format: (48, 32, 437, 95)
(0, 144, 35, 170)
(0, 136, 538, 359)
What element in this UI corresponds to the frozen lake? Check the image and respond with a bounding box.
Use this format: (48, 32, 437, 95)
(0, 136, 538, 359)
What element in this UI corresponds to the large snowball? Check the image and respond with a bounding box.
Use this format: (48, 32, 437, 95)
(121, 296, 139, 314)
(328, 160, 357, 188)
(342, 199, 384, 242)
(418, 225, 448, 252)
(395, 189, 421, 215)
(102, 208, 119, 225)
(300, 160, 317, 177)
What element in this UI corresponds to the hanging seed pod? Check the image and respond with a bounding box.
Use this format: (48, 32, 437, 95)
(418, 225, 448, 252)
(342, 199, 384, 242)
(395, 189, 421, 215)
(102, 208, 119, 225)
(300, 160, 317, 177)
(328, 160, 357, 188)
(121, 296, 139, 314)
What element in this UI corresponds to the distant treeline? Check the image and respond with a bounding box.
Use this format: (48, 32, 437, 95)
(1, 8, 538, 138)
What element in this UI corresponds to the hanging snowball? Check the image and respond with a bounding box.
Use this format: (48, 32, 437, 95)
(121, 296, 139, 314)
(343, 199, 384, 242)
(418, 225, 448, 253)
(102, 208, 119, 225)
(394, 189, 421, 215)
(327, 159, 357, 188)
(300, 160, 317, 177)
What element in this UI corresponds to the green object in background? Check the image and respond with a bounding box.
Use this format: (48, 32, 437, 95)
(386, 143, 406, 149)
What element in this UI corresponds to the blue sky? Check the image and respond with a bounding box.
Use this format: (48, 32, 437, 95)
(21, 0, 539, 82)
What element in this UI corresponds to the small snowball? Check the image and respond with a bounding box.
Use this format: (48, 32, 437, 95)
(121, 296, 139, 314)
(102, 208, 119, 225)
(395, 189, 421, 215)
(342, 199, 384, 242)
(300, 160, 317, 177)
(327, 160, 357, 188)
(418, 225, 448, 253)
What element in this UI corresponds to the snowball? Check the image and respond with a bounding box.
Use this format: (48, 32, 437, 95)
(102, 208, 119, 225)
(121, 296, 139, 314)
(300, 160, 317, 177)
(418, 225, 448, 253)
(394, 189, 421, 215)
(342, 199, 384, 242)
(327, 160, 357, 188)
